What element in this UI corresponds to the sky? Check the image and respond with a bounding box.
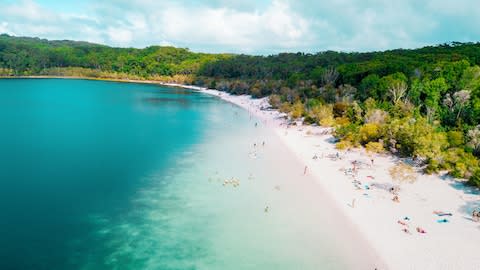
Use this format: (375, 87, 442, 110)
(0, 0, 479, 54)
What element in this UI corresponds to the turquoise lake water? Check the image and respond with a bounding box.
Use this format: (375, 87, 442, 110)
(0, 79, 378, 270)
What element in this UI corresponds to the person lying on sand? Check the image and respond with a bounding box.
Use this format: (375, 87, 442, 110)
(433, 211, 453, 216)
(402, 228, 412, 234)
(398, 220, 408, 226)
(416, 227, 427, 234)
(392, 195, 400, 203)
(389, 186, 400, 195)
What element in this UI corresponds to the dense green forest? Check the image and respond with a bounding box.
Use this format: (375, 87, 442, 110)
(1, 34, 480, 186)
(0, 34, 229, 79)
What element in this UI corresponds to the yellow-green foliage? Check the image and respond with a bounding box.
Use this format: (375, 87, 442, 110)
(442, 148, 479, 178)
(384, 117, 448, 158)
(149, 74, 195, 84)
(279, 102, 292, 114)
(0, 68, 14, 76)
(447, 130, 464, 147)
(469, 170, 480, 187)
(335, 117, 350, 126)
(38, 67, 196, 84)
(413, 130, 448, 160)
(311, 104, 335, 126)
(320, 116, 335, 127)
(290, 101, 305, 119)
(359, 123, 381, 144)
(365, 141, 384, 153)
(336, 140, 353, 150)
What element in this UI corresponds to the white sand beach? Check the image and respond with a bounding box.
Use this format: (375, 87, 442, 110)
(162, 83, 480, 270)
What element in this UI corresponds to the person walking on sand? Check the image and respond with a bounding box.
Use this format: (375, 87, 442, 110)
(304, 166, 308, 175)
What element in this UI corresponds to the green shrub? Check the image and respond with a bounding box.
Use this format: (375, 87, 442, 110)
(311, 104, 335, 126)
(447, 130, 464, 147)
(336, 140, 353, 150)
(468, 169, 480, 187)
(366, 141, 384, 153)
(279, 102, 292, 113)
(359, 123, 381, 144)
(335, 123, 360, 144)
(425, 158, 441, 174)
(334, 117, 350, 126)
(290, 101, 305, 119)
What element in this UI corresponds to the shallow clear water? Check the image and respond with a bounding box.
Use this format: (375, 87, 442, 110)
(0, 79, 377, 270)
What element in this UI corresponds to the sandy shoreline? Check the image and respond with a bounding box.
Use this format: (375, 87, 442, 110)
(3, 77, 480, 269)
(174, 85, 480, 270)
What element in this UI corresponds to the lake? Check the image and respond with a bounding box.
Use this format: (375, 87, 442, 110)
(0, 79, 377, 269)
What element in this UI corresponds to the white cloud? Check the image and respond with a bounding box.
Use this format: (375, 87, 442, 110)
(156, 0, 311, 52)
(0, 0, 479, 54)
(0, 22, 14, 35)
(107, 27, 133, 44)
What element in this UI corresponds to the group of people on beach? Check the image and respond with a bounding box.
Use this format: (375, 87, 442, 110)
(397, 218, 427, 234)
